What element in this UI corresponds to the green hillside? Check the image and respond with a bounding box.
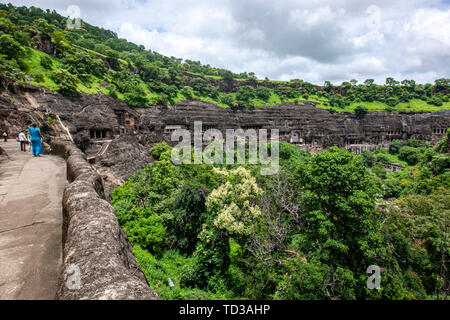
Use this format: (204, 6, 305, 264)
(0, 3, 449, 113)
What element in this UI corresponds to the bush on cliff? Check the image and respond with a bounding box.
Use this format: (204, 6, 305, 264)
(50, 69, 79, 93)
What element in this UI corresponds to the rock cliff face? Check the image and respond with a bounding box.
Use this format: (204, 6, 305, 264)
(0, 146, 8, 163)
(1, 84, 450, 194)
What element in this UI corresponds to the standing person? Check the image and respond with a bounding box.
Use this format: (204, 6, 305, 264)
(28, 123, 44, 157)
(2, 131, 7, 142)
(26, 132, 31, 152)
(18, 130, 27, 152)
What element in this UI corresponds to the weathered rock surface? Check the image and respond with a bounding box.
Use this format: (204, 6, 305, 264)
(51, 141, 159, 300)
(0, 145, 8, 163)
(1, 84, 450, 196)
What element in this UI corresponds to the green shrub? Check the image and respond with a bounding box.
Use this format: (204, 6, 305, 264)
(51, 69, 79, 93)
(235, 85, 255, 103)
(427, 95, 443, 106)
(389, 140, 403, 155)
(398, 146, 421, 165)
(180, 86, 193, 99)
(383, 177, 403, 198)
(255, 86, 271, 101)
(32, 71, 44, 83)
(0, 55, 24, 81)
(0, 34, 24, 60)
(354, 105, 368, 118)
(220, 93, 234, 107)
(40, 55, 53, 70)
(430, 154, 450, 175)
(150, 142, 171, 160)
(124, 213, 166, 254)
(107, 84, 118, 98)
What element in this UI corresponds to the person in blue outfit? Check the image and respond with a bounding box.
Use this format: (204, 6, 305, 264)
(27, 122, 44, 157)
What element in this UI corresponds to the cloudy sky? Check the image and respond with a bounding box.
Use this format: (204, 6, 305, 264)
(3, 0, 450, 84)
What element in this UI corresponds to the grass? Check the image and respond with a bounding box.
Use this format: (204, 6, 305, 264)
(311, 98, 450, 113)
(25, 48, 61, 91)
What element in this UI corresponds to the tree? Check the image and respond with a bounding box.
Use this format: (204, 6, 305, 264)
(0, 34, 24, 60)
(389, 140, 403, 155)
(123, 208, 166, 255)
(434, 78, 449, 91)
(51, 69, 79, 93)
(364, 79, 374, 87)
(398, 146, 421, 165)
(235, 85, 255, 103)
(255, 86, 271, 101)
(140, 62, 160, 82)
(355, 105, 368, 118)
(172, 182, 209, 254)
(385, 77, 398, 87)
(0, 54, 24, 81)
(182, 167, 262, 288)
(361, 150, 376, 167)
(13, 30, 30, 46)
(124, 86, 149, 107)
(190, 77, 208, 94)
(220, 93, 235, 107)
(221, 70, 234, 81)
(51, 30, 71, 54)
(180, 86, 194, 99)
(248, 72, 257, 80)
(292, 147, 382, 292)
(324, 80, 333, 93)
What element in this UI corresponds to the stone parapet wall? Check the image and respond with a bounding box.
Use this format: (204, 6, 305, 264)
(0, 146, 8, 163)
(51, 140, 159, 300)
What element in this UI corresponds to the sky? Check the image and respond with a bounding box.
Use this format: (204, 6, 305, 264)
(2, 0, 450, 84)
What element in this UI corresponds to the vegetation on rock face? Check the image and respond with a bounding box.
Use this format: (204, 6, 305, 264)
(112, 131, 449, 300)
(0, 4, 449, 112)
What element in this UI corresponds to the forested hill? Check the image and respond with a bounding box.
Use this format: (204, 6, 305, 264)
(0, 3, 449, 113)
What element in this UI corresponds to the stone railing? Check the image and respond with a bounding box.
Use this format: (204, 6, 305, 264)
(0, 146, 8, 163)
(50, 140, 159, 300)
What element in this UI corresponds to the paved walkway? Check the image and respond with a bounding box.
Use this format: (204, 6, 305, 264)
(0, 140, 66, 299)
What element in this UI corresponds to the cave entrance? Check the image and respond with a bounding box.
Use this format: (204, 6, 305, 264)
(90, 129, 112, 140)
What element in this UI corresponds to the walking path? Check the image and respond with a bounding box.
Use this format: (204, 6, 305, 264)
(0, 140, 66, 299)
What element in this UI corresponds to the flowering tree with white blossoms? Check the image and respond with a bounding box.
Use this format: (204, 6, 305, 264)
(206, 167, 263, 237)
(181, 166, 263, 289)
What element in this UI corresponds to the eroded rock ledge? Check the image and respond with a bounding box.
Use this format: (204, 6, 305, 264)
(51, 140, 159, 300)
(0, 146, 8, 163)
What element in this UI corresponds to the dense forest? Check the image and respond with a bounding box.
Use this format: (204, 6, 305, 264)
(111, 133, 449, 300)
(0, 3, 449, 113)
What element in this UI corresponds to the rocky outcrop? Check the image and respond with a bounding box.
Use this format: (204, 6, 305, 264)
(30, 31, 56, 55)
(2, 85, 450, 198)
(51, 140, 159, 300)
(92, 135, 155, 199)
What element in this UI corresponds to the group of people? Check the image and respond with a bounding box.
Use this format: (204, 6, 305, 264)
(2, 122, 44, 157)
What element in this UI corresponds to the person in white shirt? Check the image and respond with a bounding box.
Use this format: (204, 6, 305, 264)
(18, 130, 27, 152)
